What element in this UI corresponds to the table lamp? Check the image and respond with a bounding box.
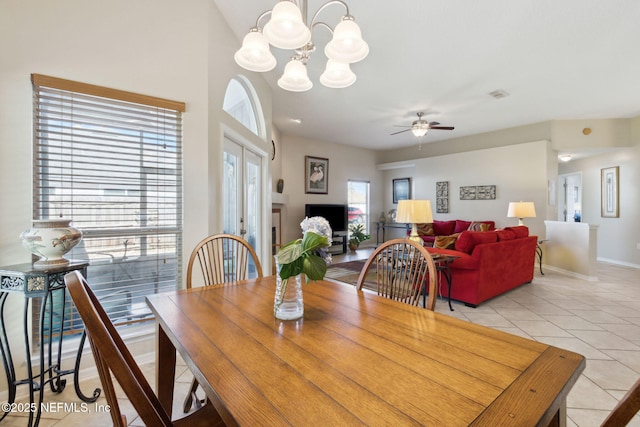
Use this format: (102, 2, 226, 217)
(396, 199, 433, 245)
(507, 201, 536, 226)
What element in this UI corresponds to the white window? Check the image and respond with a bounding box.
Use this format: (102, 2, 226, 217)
(348, 180, 370, 233)
(32, 74, 184, 331)
(223, 77, 261, 136)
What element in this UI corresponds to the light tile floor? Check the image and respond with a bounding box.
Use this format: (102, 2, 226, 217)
(4, 249, 640, 426)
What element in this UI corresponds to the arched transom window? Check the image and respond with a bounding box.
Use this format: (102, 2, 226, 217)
(223, 76, 264, 137)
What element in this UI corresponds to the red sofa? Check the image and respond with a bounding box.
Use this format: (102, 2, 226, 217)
(415, 219, 495, 246)
(426, 226, 537, 307)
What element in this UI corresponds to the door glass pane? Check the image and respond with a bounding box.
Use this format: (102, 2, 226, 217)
(223, 150, 239, 234)
(246, 151, 261, 276)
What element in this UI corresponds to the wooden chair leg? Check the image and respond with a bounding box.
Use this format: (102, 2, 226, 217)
(183, 377, 203, 413)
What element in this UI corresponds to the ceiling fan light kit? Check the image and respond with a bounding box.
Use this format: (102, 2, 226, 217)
(235, 0, 368, 92)
(391, 112, 455, 140)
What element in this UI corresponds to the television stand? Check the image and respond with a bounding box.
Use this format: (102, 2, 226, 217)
(329, 234, 347, 255)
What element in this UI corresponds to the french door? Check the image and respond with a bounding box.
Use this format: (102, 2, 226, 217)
(223, 137, 262, 276)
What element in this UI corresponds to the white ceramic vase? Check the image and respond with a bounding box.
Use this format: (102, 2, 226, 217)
(20, 219, 83, 269)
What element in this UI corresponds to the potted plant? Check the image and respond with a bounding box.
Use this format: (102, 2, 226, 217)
(348, 223, 371, 251)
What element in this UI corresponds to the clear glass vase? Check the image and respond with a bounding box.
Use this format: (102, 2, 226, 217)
(274, 256, 304, 320)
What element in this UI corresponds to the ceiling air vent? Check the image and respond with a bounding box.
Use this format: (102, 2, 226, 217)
(489, 89, 509, 99)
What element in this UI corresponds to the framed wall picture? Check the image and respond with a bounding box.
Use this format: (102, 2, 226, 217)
(393, 178, 411, 204)
(305, 156, 329, 194)
(601, 166, 619, 218)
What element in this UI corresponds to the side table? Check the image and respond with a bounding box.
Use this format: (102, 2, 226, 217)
(536, 239, 547, 275)
(0, 261, 101, 426)
(429, 254, 459, 311)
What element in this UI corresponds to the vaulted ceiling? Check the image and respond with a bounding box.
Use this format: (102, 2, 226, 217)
(214, 0, 640, 151)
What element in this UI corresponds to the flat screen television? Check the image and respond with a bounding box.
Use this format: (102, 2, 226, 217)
(304, 204, 347, 233)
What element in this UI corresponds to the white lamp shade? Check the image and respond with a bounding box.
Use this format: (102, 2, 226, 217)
(319, 59, 356, 88)
(277, 58, 313, 92)
(507, 202, 536, 219)
(263, 1, 311, 50)
(234, 31, 277, 72)
(324, 18, 369, 63)
(395, 200, 433, 224)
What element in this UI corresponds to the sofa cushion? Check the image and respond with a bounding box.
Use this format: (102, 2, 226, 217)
(455, 230, 498, 254)
(505, 226, 529, 238)
(417, 223, 434, 236)
(468, 221, 495, 232)
(433, 220, 456, 236)
(495, 228, 517, 241)
(434, 233, 460, 249)
(454, 220, 472, 233)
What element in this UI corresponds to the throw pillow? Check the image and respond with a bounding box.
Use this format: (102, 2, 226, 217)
(455, 230, 498, 254)
(495, 228, 516, 241)
(505, 226, 529, 238)
(454, 220, 472, 233)
(468, 221, 493, 232)
(433, 220, 456, 236)
(417, 223, 434, 236)
(434, 233, 460, 249)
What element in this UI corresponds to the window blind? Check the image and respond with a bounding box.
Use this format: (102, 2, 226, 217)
(31, 74, 184, 333)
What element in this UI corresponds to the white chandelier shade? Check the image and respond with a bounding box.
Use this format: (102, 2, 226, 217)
(319, 59, 356, 88)
(324, 18, 369, 63)
(234, 0, 368, 91)
(277, 58, 313, 92)
(263, 1, 311, 49)
(234, 30, 277, 72)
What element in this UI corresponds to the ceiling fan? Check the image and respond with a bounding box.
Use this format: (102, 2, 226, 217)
(391, 112, 455, 137)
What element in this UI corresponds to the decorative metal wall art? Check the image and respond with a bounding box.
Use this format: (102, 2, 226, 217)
(460, 185, 496, 200)
(436, 181, 449, 213)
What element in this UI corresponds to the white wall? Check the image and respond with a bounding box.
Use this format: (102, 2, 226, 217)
(379, 141, 550, 240)
(559, 144, 640, 267)
(277, 134, 382, 245)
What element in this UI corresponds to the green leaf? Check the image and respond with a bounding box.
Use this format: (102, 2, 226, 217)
(303, 254, 327, 280)
(280, 257, 304, 279)
(277, 241, 303, 264)
(301, 231, 329, 253)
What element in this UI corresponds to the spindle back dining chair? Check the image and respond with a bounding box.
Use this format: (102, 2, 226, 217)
(183, 233, 263, 411)
(356, 238, 438, 310)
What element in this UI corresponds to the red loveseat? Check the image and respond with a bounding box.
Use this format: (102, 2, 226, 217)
(426, 226, 537, 307)
(415, 219, 495, 246)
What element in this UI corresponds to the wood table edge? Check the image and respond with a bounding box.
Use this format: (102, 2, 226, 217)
(470, 346, 586, 426)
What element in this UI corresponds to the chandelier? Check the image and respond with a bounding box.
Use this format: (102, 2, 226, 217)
(234, 0, 369, 92)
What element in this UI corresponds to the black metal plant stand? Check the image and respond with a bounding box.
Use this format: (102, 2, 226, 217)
(0, 262, 100, 427)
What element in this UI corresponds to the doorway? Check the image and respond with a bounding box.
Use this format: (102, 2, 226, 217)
(223, 137, 263, 275)
(558, 172, 582, 222)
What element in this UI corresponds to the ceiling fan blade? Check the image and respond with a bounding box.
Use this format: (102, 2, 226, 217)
(430, 126, 455, 130)
(390, 128, 411, 135)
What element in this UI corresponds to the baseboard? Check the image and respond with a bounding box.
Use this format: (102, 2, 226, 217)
(540, 264, 598, 282)
(596, 257, 640, 269)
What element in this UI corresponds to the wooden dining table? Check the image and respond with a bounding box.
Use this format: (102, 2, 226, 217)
(145, 276, 585, 426)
